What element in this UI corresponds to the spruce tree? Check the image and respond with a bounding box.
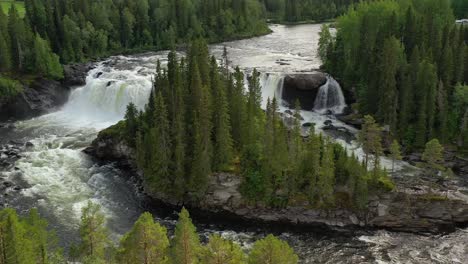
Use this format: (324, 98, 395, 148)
(318, 140, 335, 206)
(148, 91, 172, 191)
(211, 57, 233, 171)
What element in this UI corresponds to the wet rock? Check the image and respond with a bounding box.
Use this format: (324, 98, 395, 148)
(323, 124, 355, 143)
(282, 72, 327, 110)
(0, 78, 71, 122)
(2, 181, 13, 188)
(63, 62, 95, 86)
(302, 122, 315, 128)
(25, 142, 34, 149)
(95, 72, 104, 78)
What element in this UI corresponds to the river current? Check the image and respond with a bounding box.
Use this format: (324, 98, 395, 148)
(0, 24, 467, 263)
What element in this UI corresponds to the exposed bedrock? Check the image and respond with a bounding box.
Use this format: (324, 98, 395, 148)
(86, 131, 468, 234)
(282, 72, 327, 110)
(0, 62, 94, 122)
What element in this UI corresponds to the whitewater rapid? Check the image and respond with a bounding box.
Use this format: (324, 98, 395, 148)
(0, 24, 465, 263)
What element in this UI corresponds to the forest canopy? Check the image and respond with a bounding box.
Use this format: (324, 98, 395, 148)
(321, 0, 468, 152)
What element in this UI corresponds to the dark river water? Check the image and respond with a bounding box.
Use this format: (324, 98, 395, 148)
(0, 24, 467, 263)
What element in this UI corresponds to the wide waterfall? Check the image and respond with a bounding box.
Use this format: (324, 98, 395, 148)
(313, 76, 347, 114)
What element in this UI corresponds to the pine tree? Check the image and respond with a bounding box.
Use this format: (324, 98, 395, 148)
(202, 235, 246, 264)
(248, 235, 298, 264)
(78, 202, 110, 263)
(171, 208, 202, 264)
(389, 140, 402, 174)
(422, 139, 444, 170)
(118, 212, 169, 264)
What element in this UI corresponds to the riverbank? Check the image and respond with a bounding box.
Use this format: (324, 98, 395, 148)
(0, 63, 94, 122)
(85, 129, 468, 234)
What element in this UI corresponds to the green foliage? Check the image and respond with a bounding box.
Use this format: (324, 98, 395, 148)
(248, 234, 298, 264)
(171, 208, 202, 264)
(202, 235, 246, 264)
(121, 41, 392, 210)
(118, 212, 169, 264)
(265, 0, 356, 23)
(0, 208, 63, 264)
(0, 75, 22, 100)
(78, 202, 110, 262)
(324, 0, 467, 152)
(0, 207, 298, 263)
(0, 1, 24, 17)
(422, 139, 445, 170)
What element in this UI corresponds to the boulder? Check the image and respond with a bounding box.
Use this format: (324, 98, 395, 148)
(282, 72, 327, 110)
(62, 62, 94, 87)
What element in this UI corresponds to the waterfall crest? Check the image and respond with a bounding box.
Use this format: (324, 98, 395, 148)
(313, 76, 347, 114)
(259, 72, 285, 108)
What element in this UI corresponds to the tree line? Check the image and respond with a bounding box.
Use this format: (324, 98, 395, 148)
(263, 0, 358, 22)
(320, 0, 468, 153)
(0, 0, 269, 100)
(115, 40, 393, 210)
(0, 203, 299, 263)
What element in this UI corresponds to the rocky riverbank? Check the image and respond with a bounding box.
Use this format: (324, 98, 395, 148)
(85, 130, 468, 234)
(0, 63, 94, 122)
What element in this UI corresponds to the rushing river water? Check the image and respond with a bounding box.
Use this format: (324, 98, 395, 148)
(0, 24, 467, 263)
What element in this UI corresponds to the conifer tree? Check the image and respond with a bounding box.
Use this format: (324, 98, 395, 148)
(78, 202, 110, 263)
(229, 67, 246, 147)
(389, 140, 402, 174)
(171, 208, 202, 264)
(202, 235, 246, 264)
(303, 126, 321, 203)
(211, 57, 233, 171)
(33, 34, 63, 80)
(248, 235, 298, 264)
(318, 140, 335, 206)
(358, 115, 383, 168)
(422, 139, 444, 170)
(148, 91, 172, 191)
(118, 212, 169, 264)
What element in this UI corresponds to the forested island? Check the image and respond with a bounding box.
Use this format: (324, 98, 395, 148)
(0, 0, 467, 263)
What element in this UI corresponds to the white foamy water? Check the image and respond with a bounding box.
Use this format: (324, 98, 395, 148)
(0, 24, 465, 262)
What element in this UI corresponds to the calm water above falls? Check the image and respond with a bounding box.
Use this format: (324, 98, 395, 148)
(0, 24, 466, 263)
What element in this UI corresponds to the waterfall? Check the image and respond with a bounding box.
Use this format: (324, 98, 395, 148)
(259, 72, 285, 109)
(59, 60, 154, 128)
(313, 76, 347, 114)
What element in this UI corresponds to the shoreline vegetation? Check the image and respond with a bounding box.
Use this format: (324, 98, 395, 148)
(0, 203, 299, 263)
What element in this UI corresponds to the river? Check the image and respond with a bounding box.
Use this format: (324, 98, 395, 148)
(0, 24, 467, 263)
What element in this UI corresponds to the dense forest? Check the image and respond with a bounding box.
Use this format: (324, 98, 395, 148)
(321, 0, 468, 153)
(0, 0, 269, 100)
(0, 204, 299, 264)
(452, 0, 468, 18)
(111, 40, 394, 210)
(263, 0, 358, 22)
